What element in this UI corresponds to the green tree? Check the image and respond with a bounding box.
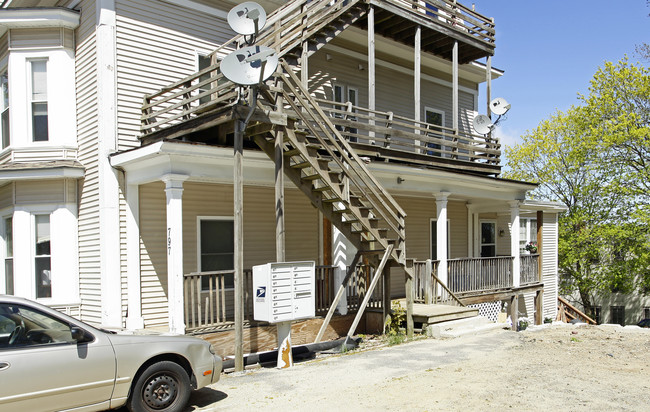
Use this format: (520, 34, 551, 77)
(504, 58, 650, 315)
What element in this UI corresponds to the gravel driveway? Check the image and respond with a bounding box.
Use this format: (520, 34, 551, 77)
(182, 323, 650, 411)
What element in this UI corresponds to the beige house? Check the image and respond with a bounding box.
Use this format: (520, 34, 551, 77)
(0, 0, 564, 357)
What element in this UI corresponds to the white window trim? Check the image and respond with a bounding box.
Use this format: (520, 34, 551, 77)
(0, 213, 10, 294)
(196, 216, 234, 291)
(424, 106, 445, 128)
(429, 218, 450, 260)
(479, 219, 497, 257)
(27, 57, 49, 143)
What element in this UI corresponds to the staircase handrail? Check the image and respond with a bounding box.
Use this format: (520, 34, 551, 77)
(278, 60, 407, 225)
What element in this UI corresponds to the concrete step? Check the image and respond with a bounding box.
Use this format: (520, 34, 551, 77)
(425, 316, 506, 339)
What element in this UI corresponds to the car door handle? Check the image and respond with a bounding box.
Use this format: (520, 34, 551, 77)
(0, 362, 9, 371)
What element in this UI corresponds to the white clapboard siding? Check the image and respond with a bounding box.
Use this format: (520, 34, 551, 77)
(114, 0, 234, 151)
(75, 0, 102, 326)
(0, 33, 8, 62)
(139, 182, 319, 330)
(542, 212, 559, 319)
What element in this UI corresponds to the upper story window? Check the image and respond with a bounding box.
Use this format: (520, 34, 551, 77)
(1, 70, 8, 149)
(30, 59, 48, 142)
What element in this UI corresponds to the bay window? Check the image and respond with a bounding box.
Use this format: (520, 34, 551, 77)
(35, 214, 51, 298)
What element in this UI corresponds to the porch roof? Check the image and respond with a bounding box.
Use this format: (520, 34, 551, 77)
(110, 139, 536, 204)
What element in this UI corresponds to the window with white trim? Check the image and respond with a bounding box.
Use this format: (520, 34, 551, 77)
(480, 220, 496, 257)
(30, 59, 49, 142)
(333, 83, 358, 141)
(34, 214, 51, 298)
(1, 70, 9, 149)
(424, 108, 444, 157)
(199, 218, 234, 289)
(519, 217, 537, 252)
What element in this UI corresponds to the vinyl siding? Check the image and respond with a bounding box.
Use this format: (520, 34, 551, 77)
(15, 181, 65, 204)
(389, 195, 468, 297)
(114, 0, 234, 151)
(139, 182, 319, 329)
(75, 0, 101, 325)
(0, 183, 12, 210)
(308, 49, 476, 140)
(542, 212, 559, 319)
(9, 28, 74, 49)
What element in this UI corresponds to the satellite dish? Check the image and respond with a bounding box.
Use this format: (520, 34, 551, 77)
(221, 45, 278, 85)
(227, 2, 267, 35)
(490, 97, 511, 116)
(472, 114, 493, 135)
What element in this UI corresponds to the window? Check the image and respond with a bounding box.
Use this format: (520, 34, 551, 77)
(35, 215, 51, 298)
(0, 303, 74, 349)
(199, 218, 234, 289)
(424, 108, 444, 156)
(1, 70, 8, 149)
(644, 307, 650, 319)
(610, 305, 625, 326)
(480, 220, 496, 257)
(520, 218, 537, 253)
(590, 306, 601, 324)
(198, 54, 212, 105)
(30, 60, 48, 142)
(333, 83, 358, 141)
(430, 219, 450, 260)
(4, 217, 13, 295)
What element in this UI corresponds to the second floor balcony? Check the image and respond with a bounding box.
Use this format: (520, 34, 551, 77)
(139, 0, 499, 176)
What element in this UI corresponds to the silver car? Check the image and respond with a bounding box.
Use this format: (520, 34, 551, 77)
(0, 295, 221, 412)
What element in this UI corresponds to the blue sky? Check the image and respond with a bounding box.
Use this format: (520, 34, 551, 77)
(469, 0, 649, 148)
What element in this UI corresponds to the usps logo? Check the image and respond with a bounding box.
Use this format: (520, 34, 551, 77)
(256, 286, 266, 301)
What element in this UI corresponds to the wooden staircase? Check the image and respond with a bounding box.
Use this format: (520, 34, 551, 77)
(252, 60, 409, 273)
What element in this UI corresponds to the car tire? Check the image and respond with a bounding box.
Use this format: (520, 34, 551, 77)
(127, 361, 191, 412)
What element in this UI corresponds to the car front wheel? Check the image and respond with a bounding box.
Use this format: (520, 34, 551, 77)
(128, 361, 191, 412)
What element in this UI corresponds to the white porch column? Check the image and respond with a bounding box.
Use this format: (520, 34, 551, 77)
(436, 192, 450, 286)
(466, 204, 474, 257)
(510, 201, 521, 288)
(163, 174, 188, 334)
(126, 182, 144, 329)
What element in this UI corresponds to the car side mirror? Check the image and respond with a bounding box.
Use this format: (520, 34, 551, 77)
(71, 326, 93, 344)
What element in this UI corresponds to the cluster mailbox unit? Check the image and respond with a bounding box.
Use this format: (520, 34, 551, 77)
(252, 261, 316, 323)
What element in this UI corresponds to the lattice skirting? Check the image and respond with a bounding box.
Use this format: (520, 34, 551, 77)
(468, 301, 503, 322)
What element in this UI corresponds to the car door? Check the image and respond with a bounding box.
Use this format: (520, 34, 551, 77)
(0, 303, 116, 412)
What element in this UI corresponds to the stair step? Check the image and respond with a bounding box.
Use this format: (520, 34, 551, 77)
(312, 186, 332, 193)
(322, 196, 342, 203)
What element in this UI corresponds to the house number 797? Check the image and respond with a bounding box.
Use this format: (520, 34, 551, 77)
(167, 228, 171, 255)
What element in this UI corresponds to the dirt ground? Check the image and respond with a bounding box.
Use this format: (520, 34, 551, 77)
(187, 323, 650, 411)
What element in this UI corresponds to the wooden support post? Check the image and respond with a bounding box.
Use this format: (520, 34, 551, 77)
(345, 245, 393, 341)
(368, 5, 375, 142)
(234, 120, 244, 372)
(535, 289, 543, 325)
(510, 294, 518, 331)
(405, 261, 414, 339)
(314, 251, 362, 343)
(414, 25, 421, 152)
(537, 210, 543, 282)
(452, 41, 458, 133)
(382, 262, 391, 334)
(424, 259, 432, 305)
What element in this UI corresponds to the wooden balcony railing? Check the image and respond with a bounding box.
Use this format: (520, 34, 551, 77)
(412, 259, 464, 306)
(312, 97, 501, 168)
(448, 256, 514, 294)
(183, 264, 383, 332)
(520, 254, 539, 285)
